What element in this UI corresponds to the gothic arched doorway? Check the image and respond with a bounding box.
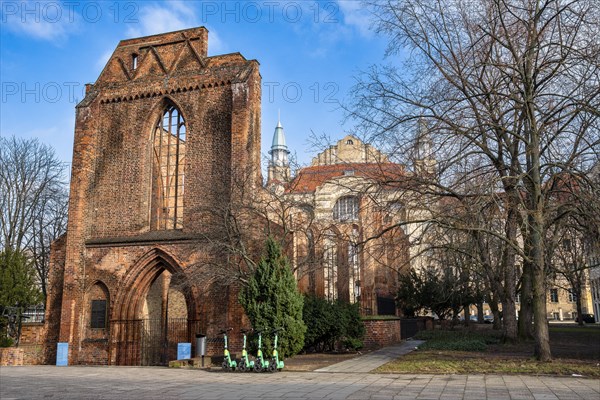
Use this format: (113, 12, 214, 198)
(111, 249, 202, 366)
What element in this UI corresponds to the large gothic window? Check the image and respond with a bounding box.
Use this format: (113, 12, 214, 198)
(152, 105, 186, 230)
(333, 196, 359, 222)
(323, 231, 338, 301)
(348, 226, 360, 303)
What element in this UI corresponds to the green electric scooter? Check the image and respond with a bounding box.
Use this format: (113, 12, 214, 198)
(268, 328, 285, 372)
(237, 328, 254, 372)
(253, 330, 269, 372)
(220, 328, 237, 371)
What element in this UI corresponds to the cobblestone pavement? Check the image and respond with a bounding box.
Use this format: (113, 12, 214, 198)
(1, 366, 599, 399)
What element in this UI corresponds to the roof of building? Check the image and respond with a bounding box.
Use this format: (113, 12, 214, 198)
(285, 162, 407, 194)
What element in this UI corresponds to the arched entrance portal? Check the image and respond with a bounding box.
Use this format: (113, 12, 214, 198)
(111, 249, 202, 366)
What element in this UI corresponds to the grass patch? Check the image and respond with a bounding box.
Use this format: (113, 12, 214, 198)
(418, 338, 487, 352)
(549, 325, 600, 333)
(376, 350, 600, 377)
(413, 329, 502, 351)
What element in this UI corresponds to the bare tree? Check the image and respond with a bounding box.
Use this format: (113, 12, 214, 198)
(349, 0, 599, 360)
(0, 135, 69, 301)
(172, 164, 324, 293)
(544, 169, 600, 324)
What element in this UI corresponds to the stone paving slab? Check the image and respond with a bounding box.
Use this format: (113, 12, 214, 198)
(315, 340, 425, 373)
(1, 366, 598, 399)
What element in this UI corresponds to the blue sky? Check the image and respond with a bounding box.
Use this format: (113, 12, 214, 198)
(1, 0, 388, 170)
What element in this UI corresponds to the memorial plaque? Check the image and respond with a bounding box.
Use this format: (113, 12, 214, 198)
(177, 343, 191, 360)
(56, 342, 68, 366)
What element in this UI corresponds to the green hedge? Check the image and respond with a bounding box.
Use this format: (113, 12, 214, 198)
(302, 295, 364, 352)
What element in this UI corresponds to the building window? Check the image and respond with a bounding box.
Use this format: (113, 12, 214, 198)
(346, 139, 354, 145)
(132, 54, 138, 70)
(549, 288, 559, 303)
(152, 105, 186, 230)
(333, 196, 359, 222)
(323, 232, 337, 301)
(348, 242, 359, 303)
(568, 289, 577, 303)
(90, 300, 107, 329)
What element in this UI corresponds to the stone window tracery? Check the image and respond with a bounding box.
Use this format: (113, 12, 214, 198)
(333, 196, 359, 222)
(152, 105, 186, 230)
(323, 231, 338, 301)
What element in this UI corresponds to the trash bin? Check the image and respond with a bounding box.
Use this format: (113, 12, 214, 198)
(195, 333, 206, 358)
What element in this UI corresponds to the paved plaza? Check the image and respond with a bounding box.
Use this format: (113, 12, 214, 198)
(1, 364, 599, 399)
(1, 342, 598, 399)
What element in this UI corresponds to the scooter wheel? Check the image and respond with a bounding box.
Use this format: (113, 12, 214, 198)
(222, 361, 229, 371)
(253, 358, 263, 372)
(238, 362, 246, 372)
(268, 359, 277, 372)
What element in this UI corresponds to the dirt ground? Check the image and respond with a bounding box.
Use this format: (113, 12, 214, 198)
(283, 350, 368, 371)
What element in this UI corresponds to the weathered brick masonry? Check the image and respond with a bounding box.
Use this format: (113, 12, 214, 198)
(44, 27, 262, 365)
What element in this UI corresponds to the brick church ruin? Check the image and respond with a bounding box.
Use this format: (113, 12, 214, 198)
(45, 27, 262, 365)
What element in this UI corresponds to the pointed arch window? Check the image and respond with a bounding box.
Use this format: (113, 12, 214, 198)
(152, 105, 186, 230)
(348, 226, 360, 303)
(333, 196, 359, 222)
(323, 231, 338, 301)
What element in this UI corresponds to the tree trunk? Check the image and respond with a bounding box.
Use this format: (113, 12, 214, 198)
(524, 1, 551, 362)
(518, 260, 534, 339)
(502, 200, 519, 342)
(489, 298, 501, 330)
(576, 290, 584, 326)
(530, 200, 551, 359)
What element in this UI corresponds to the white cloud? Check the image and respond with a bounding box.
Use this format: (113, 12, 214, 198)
(1, 0, 79, 42)
(125, 1, 197, 38)
(95, 48, 116, 73)
(125, 2, 224, 54)
(206, 27, 224, 55)
(337, 1, 373, 38)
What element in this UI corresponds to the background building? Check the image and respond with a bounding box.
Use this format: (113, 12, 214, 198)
(268, 129, 430, 315)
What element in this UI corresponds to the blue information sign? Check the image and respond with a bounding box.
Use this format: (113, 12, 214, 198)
(56, 342, 68, 366)
(177, 342, 191, 360)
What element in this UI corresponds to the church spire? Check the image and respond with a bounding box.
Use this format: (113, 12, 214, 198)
(268, 115, 291, 185)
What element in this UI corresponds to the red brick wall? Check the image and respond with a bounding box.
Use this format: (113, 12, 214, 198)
(79, 340, 109, 365)
(363, 319, 401, 349)
(20, 323, 44, 345)
(45, 28, 263, 365)
(0, 348, 23, 366)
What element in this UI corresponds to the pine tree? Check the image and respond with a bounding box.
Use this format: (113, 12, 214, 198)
(0, 249, 42, 309)
(0, 249, 42, 345)
(239, 237, 306, 357)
